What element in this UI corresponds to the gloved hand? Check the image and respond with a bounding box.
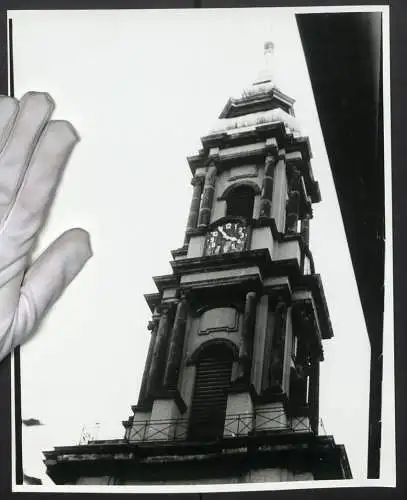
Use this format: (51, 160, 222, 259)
(0, 92, 92, 363)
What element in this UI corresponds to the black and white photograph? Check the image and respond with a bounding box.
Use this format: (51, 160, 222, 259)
(6, 5, 393, 493)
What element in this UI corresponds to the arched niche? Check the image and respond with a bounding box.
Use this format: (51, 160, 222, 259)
(187, 338, 239, 366)
(220, 182, 260, 222)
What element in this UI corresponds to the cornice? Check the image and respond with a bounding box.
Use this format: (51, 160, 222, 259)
(171, 245, 188, 259)
(201, 122, 287, 151)
(219, 88, 295, 120)
(170, 249, 272, 276)
(144, 293, 161, 312)
(186, 127, 320, 205)
(152, 274, 179, 291)
(294, 273, 334, 341)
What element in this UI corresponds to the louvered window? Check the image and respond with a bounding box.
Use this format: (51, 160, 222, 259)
(225, 185, 255, 221)
(188, 344, 233, 441)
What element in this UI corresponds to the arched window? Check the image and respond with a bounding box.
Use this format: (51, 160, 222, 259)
(225, 185, 255, 221)
(188, 343, 234, 441)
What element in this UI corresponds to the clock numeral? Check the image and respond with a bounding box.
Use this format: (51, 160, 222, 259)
(204, 221, 248, 256)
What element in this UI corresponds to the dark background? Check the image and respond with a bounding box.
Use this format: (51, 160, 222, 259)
(0, 0, 404, 499)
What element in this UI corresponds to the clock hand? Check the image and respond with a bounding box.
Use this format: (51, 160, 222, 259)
(228, 232, 240, 243)
(218, 227, 232, 241)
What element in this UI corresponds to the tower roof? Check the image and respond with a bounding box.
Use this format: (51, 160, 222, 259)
(210, 39, 301, 136)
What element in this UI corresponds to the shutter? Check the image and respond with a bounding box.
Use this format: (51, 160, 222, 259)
(188, 345, 233, 441)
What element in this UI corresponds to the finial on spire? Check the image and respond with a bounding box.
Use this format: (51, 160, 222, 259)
(264, 40, 274, 52)
(254, 28, 277, 86)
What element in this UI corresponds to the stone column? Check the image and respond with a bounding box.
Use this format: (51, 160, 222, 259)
(250, 294, 269, 395)
(269, 302, 287, 390)
(183, 176, 205, 244)
(308, 357, 320, 434)
(270, 152, 287, 233)
(281, 306, 293, 395)
(146, 306, 171, 398)
(237, 291, 257, 381)
(163, 298, 188, 389)
(197, 162, 217, 228)
(300, 213, 311, 246)
(259, 155, 276, 218)
(291, 331, 308, 408)
(137, 318, 159, 404)
(285, 167, 302, 234)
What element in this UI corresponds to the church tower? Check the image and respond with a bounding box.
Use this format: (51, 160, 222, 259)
(44, 40, 352, 485)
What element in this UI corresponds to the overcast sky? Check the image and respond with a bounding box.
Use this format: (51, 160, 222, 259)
(8, 7, 392, 490)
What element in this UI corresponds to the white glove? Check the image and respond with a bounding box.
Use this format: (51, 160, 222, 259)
(0, 92, 92, 363)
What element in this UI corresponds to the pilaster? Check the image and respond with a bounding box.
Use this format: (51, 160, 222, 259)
(286, 166, 302, 234)
(250, 294, 269, 395)
(184, 175, 205, 244)
(259, 154, 276, 218)
(308, 356, 320, 434)
(271, 150, 287, 233)
(235, 291, 257, 383)
(163, 297, 188, 389)
(137, 315, 159, 405)
(300, 213, 311, 246)
(197, 162, 217, 228)
(146, 304, 172, 398)
(269, 301, 288, 392)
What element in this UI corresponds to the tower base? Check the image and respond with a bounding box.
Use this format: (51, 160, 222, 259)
(44, 433, 352, 485)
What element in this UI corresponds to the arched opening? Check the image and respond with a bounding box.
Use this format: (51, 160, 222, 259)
(225, 185, 255, 221)
(188, 343, 234, 441)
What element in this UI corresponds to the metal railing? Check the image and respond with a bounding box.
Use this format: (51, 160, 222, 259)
(129, 418, 189, 442)
(78, 411, 326, 446)
(125, 407, 313, 444)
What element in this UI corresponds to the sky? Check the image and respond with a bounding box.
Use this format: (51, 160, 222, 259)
(7, 7, 392, 490)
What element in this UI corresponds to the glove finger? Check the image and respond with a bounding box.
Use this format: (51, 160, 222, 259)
(0, 92, 55, 224)
(0, 96, 19, 151)
(1, 120, 79, 249)
(10, 228, 93, 349)
(0, 271, 25, 361)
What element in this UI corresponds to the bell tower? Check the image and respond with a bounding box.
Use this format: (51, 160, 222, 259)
(122, 40, 351, 482)
(44, 40, 352, 486)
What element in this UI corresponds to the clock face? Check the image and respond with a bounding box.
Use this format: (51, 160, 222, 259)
(204, 221, 248, 256)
